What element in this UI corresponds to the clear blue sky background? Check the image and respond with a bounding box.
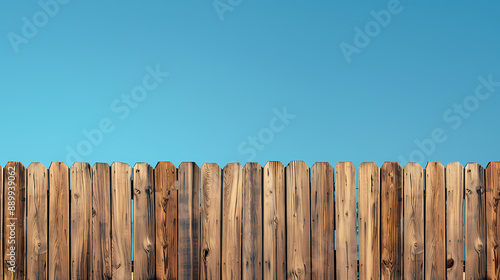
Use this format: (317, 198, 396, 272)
(1, 0, 499, 169)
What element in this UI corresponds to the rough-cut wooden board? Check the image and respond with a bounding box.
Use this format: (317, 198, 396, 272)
(263, 162, 286, 280)
(425, 162, 446, 279)
(465, 163, 486, 279)
(154, 162, 177, 280)
(487, 162, 500, 279)
(27, 163, 48, 280)
(111, 162, 132, 279)
(358, 162, 380, 280)
(286, 161, 311, 280)
(0, 165, 3, 278)
(310, 162, 334, 279)
(48, 162, 70, 279)
(403, 163, 424, 279)
(3, 162, 26, 280)
(380, 162, 403, 279)
(70, 163, 92, 279)
(92, 163, 112, 279)
(200, 163, 222, 280)
(222, 163, 243, 280)
(242, 163, 263, 280)
(133, 163, 156, 279)
(335, 162, 356, 280)
(446, 162, 464, 279)
(178, 162, 200, 280)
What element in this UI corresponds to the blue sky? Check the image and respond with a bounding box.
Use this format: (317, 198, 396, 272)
(1, 0, 499, 168)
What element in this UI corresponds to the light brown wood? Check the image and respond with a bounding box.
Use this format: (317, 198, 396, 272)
(335, 162, 356, 280)
(446, 162, 464, 279)
(48, 162, 70, 279)
(111, 162, 132, 279)
(27, 163, 48, 280)
(133, 163, 155, 279)
(286, 161, 311, 280)
(222, 163, 243, 280)
(154, 162, 177, 280)
(380, 162, 403, 279)
(310, 162, 334, 280)
(487, 162, 500, 279)
(425, 162, 446, 279)
(358, 162, 380, 280)
(465, 163, 486, 279)
(263, 162, 286, 280)
(92, 163, 111, 279)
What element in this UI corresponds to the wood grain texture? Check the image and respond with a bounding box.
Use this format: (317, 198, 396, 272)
(286, 161, 311, 280)
(200, 163, 222, 280)
(358, 162, 380, 280)
(92, 163, 112, 279)
(263, 162, 286, 280)
(487, 162, 500, 279)
(335, 162, 356, 280)
(178, 162, 200, 280)
(133, 163, 155, 279)
(403, 163, 424, 279)
(242, 163, 263, 280)
(446, 162, 464, 279)
(425, 162, 446, 279)
(0, 165, 3, 280)
(3, 162, 26, 280)
(111, 162, 132, 279)
(48, 162, 70, 279)
(154, 162, 177, 280)
(222, 163, 243, 280)
(380, 162, 403, 280)
(27, 163, 48, 280)
(465, 163, 486, 279)
(310, 162, 334, 280)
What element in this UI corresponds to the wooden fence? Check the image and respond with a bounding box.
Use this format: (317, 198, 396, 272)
(0, 161, 499, 279)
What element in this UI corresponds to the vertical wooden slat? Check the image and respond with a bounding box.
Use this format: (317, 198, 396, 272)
(381, 162, 403, 279)
(263, 162, 286, 280)
(310, 162, 334, 279)
(222, 163, 243, 280)
(0, 165, 3, 280)
(286, 161, 311, 280)
(403, 163, 424, 279)
(358, 162, 380, 280)
(92, 163, 112, 279)
(335, 162, 356, 280)
(487, 162, 500, 279)
(178, 162, 200, 280)
(133, 163, 155, 279)
(465, 163, 486, 279)
(27, 163, 48, 280)
(446, 162, 464, 279)
(154, 162, 177, 280)
(48, 162, 70, 279)
(425, 162, 446, 279)
(242, 163, 263, 280)
(111, 162, 132, 279)
(200, 163, 222, 280)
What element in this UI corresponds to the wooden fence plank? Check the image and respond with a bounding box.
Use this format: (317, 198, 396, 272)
(111, 162, 132, 279)
(242, 163, 263, 280)
(403, 163, 424, 279)
(70, 163, 92, 279)
(465, 163, 486, 279)
(48, 162, 70, 279)
(154, 162, 177, 280)
(200, 163, 222, 280)
(286, 161, 311, 280)
(310, 162, 334, 280)
(27, 163, 48, 280)
(133, 163, 155, 279)
(487, 162, 500, 279)
(380, 162, 403, 279)
(0, 165, 3, 280)
(358, 162, 380, 280)
(446, 162, 464, 279)
(263, 162, 286, 280)
(425, 162, 446, 279)
(178, 162, 200, 280)
(92, 163, 112, 279)
(222, 163, 243, 280)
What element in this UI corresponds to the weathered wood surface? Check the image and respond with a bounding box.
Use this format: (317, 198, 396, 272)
(446, 162, 464, 279)
(487, 162, 500, 279)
